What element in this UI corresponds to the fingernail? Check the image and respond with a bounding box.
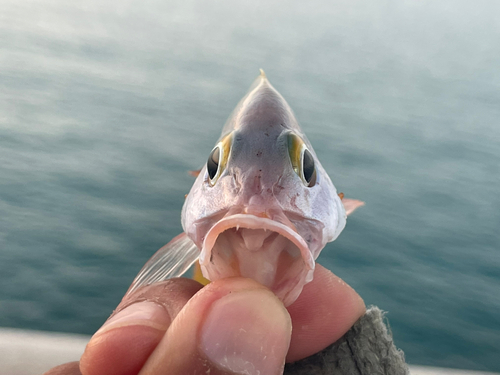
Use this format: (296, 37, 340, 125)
(94, 301, 171, 336)
(200, 289, 291, 375)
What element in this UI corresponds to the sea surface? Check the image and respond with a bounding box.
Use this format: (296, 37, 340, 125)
(1, 0, 499, 371)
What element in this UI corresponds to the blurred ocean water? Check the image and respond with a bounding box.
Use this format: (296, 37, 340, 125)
(0, 0, 499, 371)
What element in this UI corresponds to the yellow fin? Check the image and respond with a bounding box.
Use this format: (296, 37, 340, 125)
(193, 261, 210, 285)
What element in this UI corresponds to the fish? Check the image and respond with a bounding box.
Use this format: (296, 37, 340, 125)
(127, 70, 364, 306)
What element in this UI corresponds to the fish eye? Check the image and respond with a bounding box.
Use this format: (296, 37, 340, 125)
(207, 132, 232, 186)
(287, 133, 317, 187)
(207, 146, 220, 181)
(302, 148, 317, 187)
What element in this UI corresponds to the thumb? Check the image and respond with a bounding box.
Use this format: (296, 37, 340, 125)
(138, 277, 292, 375)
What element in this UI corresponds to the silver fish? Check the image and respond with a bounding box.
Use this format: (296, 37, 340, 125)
(128, 71, 363, 306)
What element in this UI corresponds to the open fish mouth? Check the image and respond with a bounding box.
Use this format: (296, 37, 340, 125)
(199, 214, 315, 306)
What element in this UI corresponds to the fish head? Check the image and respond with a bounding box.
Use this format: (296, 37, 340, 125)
(181, 72, 346, 306)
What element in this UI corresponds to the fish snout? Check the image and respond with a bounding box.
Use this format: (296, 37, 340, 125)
(242, 195, 270, 218)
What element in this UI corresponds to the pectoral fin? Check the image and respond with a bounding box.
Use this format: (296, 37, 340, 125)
(342, 198, 365, 216)
(127, 233, 200, 295)
(188, 169, 202, 177)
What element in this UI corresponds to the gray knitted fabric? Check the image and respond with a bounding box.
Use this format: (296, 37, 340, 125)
(284, 306, 409, 375)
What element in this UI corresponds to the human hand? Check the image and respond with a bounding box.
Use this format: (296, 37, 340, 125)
(44, 264, 365, 375)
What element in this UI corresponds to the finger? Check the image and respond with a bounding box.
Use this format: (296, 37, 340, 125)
(286, 264, 366, 362)
(138, 277, 292, 375)
(43, 361, 81, 375)
(80, 278, 203, 375)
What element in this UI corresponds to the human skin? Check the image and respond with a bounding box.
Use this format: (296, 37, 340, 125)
(44, 264, 365, 375)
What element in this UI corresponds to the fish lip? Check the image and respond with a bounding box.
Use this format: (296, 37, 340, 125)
(200, 213, 315, 272)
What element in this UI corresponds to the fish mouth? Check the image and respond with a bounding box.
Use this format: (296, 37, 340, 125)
(199, 214, 314, 306)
